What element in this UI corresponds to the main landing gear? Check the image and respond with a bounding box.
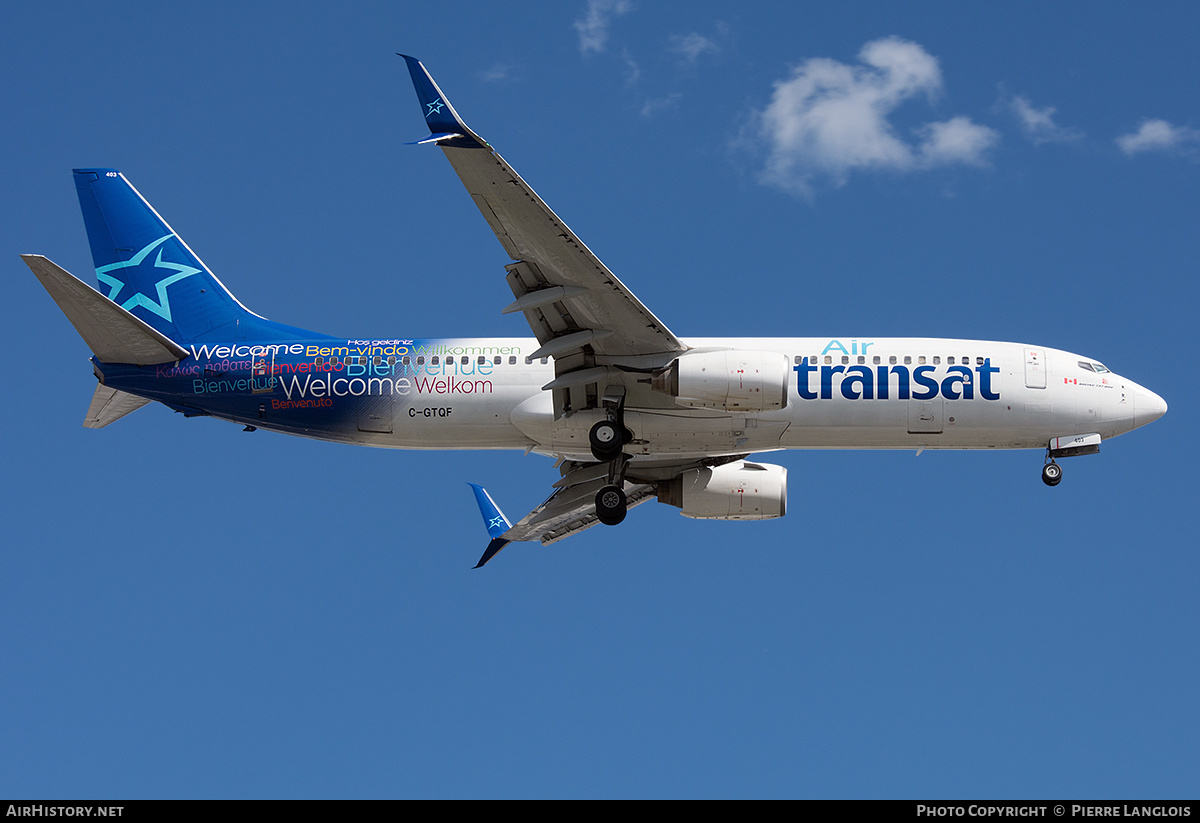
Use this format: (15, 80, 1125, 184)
(595, 482, 628, 526)
(591, 389, 633, 525)
(589, 418, 625, 462)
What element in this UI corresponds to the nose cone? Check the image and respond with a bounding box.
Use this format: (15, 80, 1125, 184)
(1133, 384, 1168, 429)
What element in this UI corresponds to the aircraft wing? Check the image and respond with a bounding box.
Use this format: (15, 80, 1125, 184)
(470, 460, 659, 567)
(400, 56, 687, 379)
(504, 461, 657, 545)
(469, 455, 753, 567)
(404, 57, 719, 568)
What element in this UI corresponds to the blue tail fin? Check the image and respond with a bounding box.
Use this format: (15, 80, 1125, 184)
(73, 169, 320, 345)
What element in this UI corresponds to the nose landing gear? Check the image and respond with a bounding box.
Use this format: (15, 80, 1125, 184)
(1041, 459, 1063, 487)
(1041, 433, 1102, 486)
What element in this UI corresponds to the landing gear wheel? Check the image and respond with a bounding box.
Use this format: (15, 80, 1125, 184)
(1042, 462, 1063, 487)
(589, 420, 623, 462)
(595, 484, 627, 526)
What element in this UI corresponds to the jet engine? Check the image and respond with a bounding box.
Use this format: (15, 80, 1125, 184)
(658, 460, 787, 520)
(650, 349, 789, 412)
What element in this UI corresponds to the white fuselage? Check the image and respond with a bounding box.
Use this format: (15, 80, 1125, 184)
(322, 336, 1163, 461)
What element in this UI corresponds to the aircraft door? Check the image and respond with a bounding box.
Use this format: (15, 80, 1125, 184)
(1025, 348, 1046, 389)
(251, 349, 275, 394)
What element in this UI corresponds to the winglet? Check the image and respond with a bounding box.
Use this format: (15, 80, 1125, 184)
(398, 54, 486, 149)
(468, 483, 512, 568)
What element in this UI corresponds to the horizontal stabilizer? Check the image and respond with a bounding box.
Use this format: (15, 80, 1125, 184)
(84, 384, 150, 428)
(22, 254, 189, 365)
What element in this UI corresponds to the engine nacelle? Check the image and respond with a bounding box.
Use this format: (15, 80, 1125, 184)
(658, 460, 787, 520)
(651, 349, 789, 412)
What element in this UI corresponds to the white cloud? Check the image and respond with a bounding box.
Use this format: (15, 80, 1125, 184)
(668, 23, 729, 66)
(668, 32, 719, 64)
(1116, 119, 1200, 155)
(1008, 94, 1082, 144)
(620, 49, 641, 85)
(478, 63, 512, 83)
(574, 0, 633, 55)
(753, 37, 998, 195)
(918, 116, 999, 166)
(641, 92, 682, 118)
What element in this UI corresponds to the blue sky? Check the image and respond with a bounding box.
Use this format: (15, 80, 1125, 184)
(3, 1, 1197, 799)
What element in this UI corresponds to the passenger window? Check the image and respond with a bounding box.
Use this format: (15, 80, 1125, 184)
(402, 356, 410, 365)
(794, 355, 803, 365)
(904, 356, 913, 365)
(889, 356, 897, 365)
(917, 356, 925, 365)
(948, 356, 955, 365)
(509, 356, 516, 365)
(857, 356, 865, 365)
(492, 356, 501, 364)
(841, 356, 850, 365)
(933, 356, 941, 365)
(374, 356, 382, 365)
(873, 356, 881, 365)
(824, 356, 832, 365)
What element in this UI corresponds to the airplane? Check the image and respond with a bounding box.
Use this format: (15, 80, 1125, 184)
(23, 55, 1167, 568)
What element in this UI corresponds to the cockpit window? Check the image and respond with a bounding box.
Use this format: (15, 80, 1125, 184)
(1078, 361, 1096, 372)
(1093, 362, 1111, 374)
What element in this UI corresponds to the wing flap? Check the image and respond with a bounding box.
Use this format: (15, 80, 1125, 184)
(471, 194, 521, 259)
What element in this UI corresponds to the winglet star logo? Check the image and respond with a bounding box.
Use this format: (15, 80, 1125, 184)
(95, 234, 201, 322)
(487, 516, 507, 533)
(425, 98, 445, 118)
